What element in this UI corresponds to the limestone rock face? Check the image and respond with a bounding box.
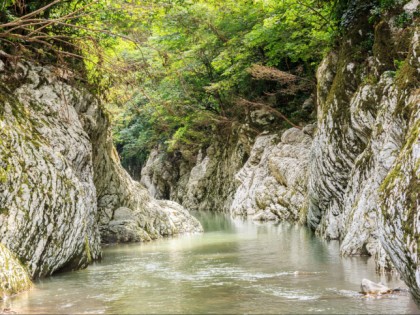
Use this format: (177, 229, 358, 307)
(378, 30, 420, 299)
(142, 124, 255, 212)
(307, 17, 420, 295)
(142, 125, 313, 225)
(0, 60, 202, 297)
(0, 244, 32, 298)
(230, 128, 312, 222)
(0, 62, 101, 278)
(89, 101, 202, 243)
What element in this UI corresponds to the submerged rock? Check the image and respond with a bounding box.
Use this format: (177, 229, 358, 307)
(361, 279, 391, 295)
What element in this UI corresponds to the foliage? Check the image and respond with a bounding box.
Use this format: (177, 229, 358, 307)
(111, 0, 339, 168)
(0, 0, 153, 93)
(369, 0, 418, 26)
(1, 0, 365, 169)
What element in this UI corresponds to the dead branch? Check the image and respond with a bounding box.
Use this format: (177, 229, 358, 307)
(248, 64, 315, 85)
(236, 97, 302, 130)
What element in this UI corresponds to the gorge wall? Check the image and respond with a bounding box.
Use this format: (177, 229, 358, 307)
(307, 3, 420, 297)
(140, 4, 420, 299)
(0, 60, 201, 298)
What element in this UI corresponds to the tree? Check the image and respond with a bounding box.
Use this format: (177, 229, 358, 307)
(111, 0, 339, 169)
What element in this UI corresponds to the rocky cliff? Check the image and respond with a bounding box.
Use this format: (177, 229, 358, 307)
(141, 123, 257, 212)
(0, 60, 201, 298)
(230, 127, 313, 222)
(141, 124, 314, 224)
(307, 1, 419, 293)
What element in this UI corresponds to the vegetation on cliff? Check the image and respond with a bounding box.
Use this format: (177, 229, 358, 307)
(110, 0, 337, 170)
(1, 0, 417, 170)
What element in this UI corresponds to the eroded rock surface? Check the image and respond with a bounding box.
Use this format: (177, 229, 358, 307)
(89, 102, 202, 243)
(0, 63, 101, 278)
(142, 123, 256, 212)
(0, 244, 31, 298)
(0, 60, 202, 297)
(230, 128, 312, 222)
(307, 15, 420, 296)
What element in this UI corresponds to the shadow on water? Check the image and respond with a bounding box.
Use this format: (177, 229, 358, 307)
(2, 211, 419, 314)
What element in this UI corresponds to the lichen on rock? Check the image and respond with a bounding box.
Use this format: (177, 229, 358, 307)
(0, 244, 32, 299)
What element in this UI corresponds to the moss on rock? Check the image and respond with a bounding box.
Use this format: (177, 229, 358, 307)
(0, 243, 32, 299)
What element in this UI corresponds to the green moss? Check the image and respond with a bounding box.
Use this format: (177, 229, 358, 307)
(0, 244, 32, 298)
(320, 12, 375, 150)
(380, 116, 420, 240)
(395, 59, 419, 91)
(362, 73, 379, 85)
(395, 27, 413, 59)
(84, 235, 92, 264)
(0, 167, 7, 184)
(372, 21, 396, 73)
(380, 161, 402, 192)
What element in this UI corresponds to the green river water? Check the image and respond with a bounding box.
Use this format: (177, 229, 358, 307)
(2, 212, 419, 314)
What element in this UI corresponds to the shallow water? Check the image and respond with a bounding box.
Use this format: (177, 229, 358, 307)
(3, 212, 419, 314)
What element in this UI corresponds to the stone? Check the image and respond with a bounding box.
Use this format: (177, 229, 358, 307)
(113, 207, 136, 221)
(302, 96, 315, 111)
(303, 124, 316, 137)
(250, 109, 276, 126)
(0, 62, 102, 278)
(230, 128, 312, 222)
(252, 211, 279, 222)
(307, 19, 420, 297)
(361, 279, 391, 295)
(0, 244, 32, 299)
(141, 123, 255, 213)
(404, 0, 419, 14)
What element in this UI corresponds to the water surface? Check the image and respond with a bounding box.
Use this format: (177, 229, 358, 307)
(3, 212, 419, 314)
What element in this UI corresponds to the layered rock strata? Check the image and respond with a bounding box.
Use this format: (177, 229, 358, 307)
(141, 123, 256, 212)
(230, 128, 312, 222)
(307, 10, 419, 295)
(0, 60, 201, 297)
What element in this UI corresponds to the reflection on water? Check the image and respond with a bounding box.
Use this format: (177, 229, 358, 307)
(2, 211, 419, 314)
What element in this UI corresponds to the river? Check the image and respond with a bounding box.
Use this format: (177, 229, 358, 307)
(2, 212, 419, 314)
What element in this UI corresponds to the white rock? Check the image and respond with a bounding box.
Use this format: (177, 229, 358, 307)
(361, 279, 391, 295)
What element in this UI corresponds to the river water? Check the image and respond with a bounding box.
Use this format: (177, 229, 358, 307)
(2, 212, 419, 314)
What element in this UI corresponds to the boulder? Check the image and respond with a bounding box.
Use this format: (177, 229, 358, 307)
(361, 279, 391, 295)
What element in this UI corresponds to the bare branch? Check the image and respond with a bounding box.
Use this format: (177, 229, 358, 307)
(236, 97, 303, 130)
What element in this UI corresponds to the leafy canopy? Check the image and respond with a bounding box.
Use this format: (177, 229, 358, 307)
(109, 0, 338, 169)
